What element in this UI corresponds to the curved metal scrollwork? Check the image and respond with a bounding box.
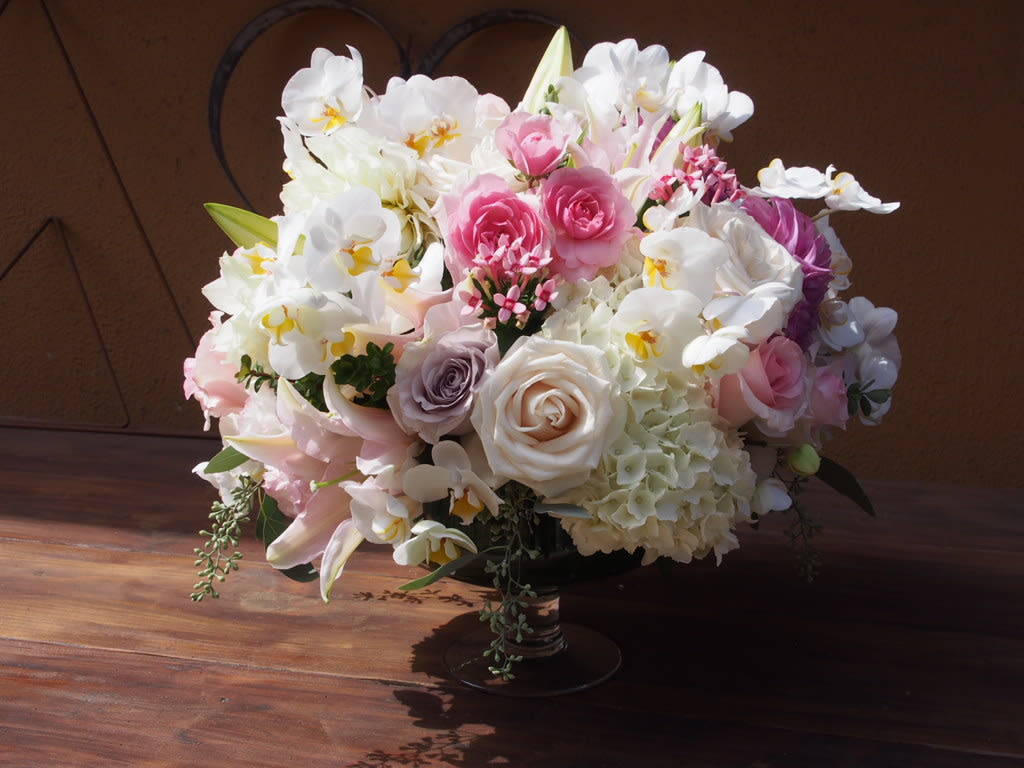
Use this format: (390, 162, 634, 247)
(209, 1, 572, 209)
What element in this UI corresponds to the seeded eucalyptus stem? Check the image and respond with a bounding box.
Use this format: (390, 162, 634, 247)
(191, 476, 260, 601)
(773, 456, 822, 582)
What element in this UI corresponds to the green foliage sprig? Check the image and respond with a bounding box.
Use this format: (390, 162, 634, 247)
(236, 354, 277, 393)
(191, 476, 260, 601)
(330, 342, 396, 408)
(846, 379, 893, 419)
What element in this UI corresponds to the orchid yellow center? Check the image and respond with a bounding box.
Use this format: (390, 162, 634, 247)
(315, 104, 348, 133)
(242, 249, 273, 275)
(451, 492, 484, 525)
(625, 329, 662, 361)
(643, 257, 671, 288)
(329, 331, 357, 358)
(405, 115, 460, 157)
(261, 306, 298, 343)
(341, 238, 378, 275)
(428, 543, 459, 566)
(382, 258, 417, 292)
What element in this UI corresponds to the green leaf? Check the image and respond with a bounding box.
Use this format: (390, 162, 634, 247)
(398, 553, 483, 591)
(816, 456, 875, 516)
(203, 446, 250, 474)
(204, 203, 278, 249)
(255, 493, 288, 547)
(278, 562, 318, 583)
(256, 494, 318, 581)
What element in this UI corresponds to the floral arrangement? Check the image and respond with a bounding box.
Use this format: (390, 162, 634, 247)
(185, 29, 900, 675)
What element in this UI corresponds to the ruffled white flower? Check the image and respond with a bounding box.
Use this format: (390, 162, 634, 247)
(688, 203, 804, 321)
(843, 297, 901, 425)
(282, 47, 365, 136)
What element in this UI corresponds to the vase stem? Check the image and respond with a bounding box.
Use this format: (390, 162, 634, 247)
(505, 587, 567, 659)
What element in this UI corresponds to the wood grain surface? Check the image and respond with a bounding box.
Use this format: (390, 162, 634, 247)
(1, 426, 1021, 767)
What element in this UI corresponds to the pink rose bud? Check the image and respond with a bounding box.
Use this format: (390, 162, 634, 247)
(496, 111, 570, 178)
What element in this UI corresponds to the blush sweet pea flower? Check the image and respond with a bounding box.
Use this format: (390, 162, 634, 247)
(542, 166, 635, 282)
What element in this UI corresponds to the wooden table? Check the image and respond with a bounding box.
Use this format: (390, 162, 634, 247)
(2, 426, 1022, 767)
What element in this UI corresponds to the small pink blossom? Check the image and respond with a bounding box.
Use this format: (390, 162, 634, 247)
(496, 111, 571, 178)
(716, 335, 808, 436)
(533, 278, 559, 311)
(493, 284, 527, 323)
(542, 166, 635, 282)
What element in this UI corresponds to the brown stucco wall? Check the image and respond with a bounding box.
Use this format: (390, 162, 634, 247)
(2, 0, 1021, 487)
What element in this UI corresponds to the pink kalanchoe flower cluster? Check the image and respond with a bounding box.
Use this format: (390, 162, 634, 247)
(680, 144, 744, 205)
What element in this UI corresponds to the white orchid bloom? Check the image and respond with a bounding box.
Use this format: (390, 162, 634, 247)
(753, 159, 899, 214)
(666, 51, 754, 142)
(282, 46, 365, 136)
(370, 74, 485, 163)
(255, 288, 365, 379)
(392, 519, 478, 567)
(343, 476, 418, 547)
(577, 38, 672, 113)
(817, 298, 866, 351)
(403, 441, 503, 524)
(639, 227, 728, 303)
(304, 187, 402, 294)
(703, 284, 792, 345)
(611, 286, 704, 370)
(826, 171, 900, 214)
(682, 325, 750, 379)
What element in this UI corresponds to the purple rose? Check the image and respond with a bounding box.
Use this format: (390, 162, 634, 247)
(542, 166, 635, 282)
(387, 324, 499, 443)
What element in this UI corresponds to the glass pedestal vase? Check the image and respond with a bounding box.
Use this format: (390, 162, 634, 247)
(442, 585, 623, 697)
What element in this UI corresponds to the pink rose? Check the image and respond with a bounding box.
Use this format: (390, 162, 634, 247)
(183, 313, 249, 429)
(788, 362, 849, 446)
(442, 174, 550, 280)
(542, 166, 635, 282)
(496, 111, 570, 177)
(717, 335, 808, 435)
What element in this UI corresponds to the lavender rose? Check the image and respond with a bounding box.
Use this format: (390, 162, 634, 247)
(387, 324, 499, 443)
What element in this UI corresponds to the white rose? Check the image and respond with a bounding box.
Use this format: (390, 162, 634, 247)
(470, 337, 626, 498)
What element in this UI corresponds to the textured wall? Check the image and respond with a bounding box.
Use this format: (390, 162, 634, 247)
(2, 0, 1021, 487)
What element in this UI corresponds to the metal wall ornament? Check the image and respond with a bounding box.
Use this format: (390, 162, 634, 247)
(209, 1, 574, 210)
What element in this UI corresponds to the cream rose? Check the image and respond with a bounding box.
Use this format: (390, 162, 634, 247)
(470, 337, 625, 498)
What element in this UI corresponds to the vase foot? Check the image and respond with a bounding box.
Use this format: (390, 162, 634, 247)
(443, 623, 621, 697)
